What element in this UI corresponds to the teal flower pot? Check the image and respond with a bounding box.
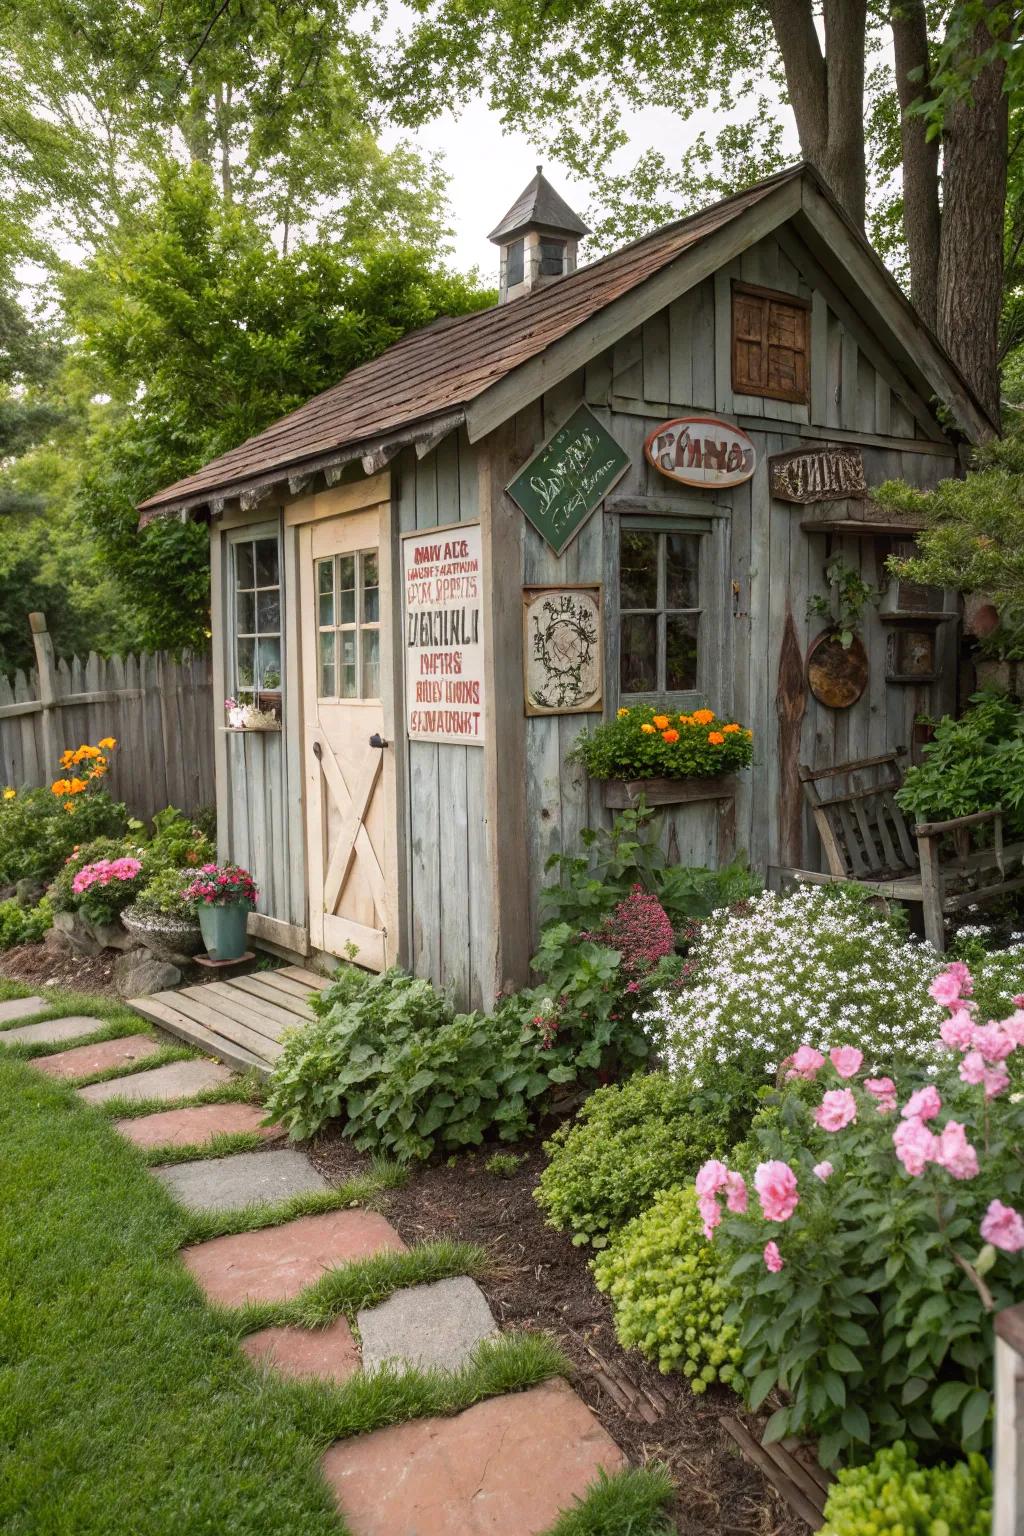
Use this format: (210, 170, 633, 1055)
(197, 901, 249, 962)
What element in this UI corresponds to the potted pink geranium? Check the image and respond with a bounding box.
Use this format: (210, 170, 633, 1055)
(184, 862, 258, 961)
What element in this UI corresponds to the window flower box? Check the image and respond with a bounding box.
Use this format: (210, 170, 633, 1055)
(601, 773, 739, 809)
(570, 703, 754, 790)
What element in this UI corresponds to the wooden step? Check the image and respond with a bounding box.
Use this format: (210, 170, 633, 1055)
(278, 965, 331, 991)
(129, 995, 272, 1078)
(228, 974, 316, 1020)
(199, 981, 297, 1041)
(155, 989, 285, 1063)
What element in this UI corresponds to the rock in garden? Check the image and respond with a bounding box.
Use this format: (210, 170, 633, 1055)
(51, 910, 102, 957)
(114, 952, 182, 997)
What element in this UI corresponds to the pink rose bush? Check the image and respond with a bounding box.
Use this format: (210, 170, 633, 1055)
(698, 960, 1024, 1466)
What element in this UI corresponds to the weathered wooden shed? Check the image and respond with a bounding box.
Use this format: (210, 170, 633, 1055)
(139, 162, 994, 1008)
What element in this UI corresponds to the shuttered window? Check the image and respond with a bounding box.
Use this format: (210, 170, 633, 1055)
(731, 281, 810, 404)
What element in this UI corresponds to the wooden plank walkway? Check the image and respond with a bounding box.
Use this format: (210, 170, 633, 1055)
(129, 966, 330, 1077)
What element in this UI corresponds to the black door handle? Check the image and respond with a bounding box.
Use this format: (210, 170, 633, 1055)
(369, 733, 389, 749)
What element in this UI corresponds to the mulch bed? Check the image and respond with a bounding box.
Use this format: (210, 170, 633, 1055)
(0, 937, 119, 997)
(308, 1127, 806, 1536)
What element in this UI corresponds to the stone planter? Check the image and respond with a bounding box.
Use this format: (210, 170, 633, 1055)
(121, 905, 204, 964)
(197, 901, 250, 961)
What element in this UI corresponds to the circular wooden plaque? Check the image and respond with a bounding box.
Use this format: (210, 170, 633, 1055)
(806, 630, 869, 709)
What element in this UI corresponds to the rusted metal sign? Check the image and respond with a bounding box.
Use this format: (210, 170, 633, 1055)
(769, 444, 867, 503)
(644, 416, 756, 489)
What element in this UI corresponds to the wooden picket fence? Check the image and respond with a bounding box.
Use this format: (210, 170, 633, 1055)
(0, 614, 215, 823)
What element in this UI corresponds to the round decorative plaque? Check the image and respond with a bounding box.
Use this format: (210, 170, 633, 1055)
(806, 630, 869, 710)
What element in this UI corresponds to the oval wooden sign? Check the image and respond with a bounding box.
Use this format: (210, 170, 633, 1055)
(807, 630, 869, 710)
(644, 416, 756, 489)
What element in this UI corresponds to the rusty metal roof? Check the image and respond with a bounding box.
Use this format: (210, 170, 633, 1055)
(136, 166, 814, 516)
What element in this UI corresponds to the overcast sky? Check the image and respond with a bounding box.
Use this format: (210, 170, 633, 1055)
(393, 94, 802, 281)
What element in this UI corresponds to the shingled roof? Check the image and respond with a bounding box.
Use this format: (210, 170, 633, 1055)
(138, 163, 991, 520)
(487, 167, 591, 242)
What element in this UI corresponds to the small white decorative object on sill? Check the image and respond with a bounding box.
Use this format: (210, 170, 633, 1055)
(224, 697, 280, 731)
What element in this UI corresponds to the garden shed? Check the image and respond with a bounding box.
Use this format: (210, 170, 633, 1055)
(138, 162, 995, 1009)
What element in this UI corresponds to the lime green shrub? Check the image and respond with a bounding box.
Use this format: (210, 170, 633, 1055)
(535, 1072, 740, 1247)
(0, 895, 52, 949)
(821, 1442, 991, 1535)
(593, 1185, 740, 1388)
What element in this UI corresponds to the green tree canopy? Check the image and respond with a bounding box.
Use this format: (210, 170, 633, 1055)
(71, 162, 492, 651)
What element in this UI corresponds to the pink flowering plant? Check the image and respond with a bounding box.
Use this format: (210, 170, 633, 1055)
(183, 862, 258, 909)
(698, 960, 1024, 1468)
(47, 836, 149, 924)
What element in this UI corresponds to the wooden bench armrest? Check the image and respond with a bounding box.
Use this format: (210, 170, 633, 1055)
(915, 808, 1003, 838)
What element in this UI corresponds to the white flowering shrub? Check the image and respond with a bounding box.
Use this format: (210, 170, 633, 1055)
(648, 886, 950, 1083)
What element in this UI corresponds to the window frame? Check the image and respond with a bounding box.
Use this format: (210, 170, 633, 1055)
(315, 547, 381, 702)
(538, 237, 566, 277)
(731, 280, 811, 405)
(505, 238, 525, 288)
(615, 516, 711, 706)
(228, 523, 283, 707)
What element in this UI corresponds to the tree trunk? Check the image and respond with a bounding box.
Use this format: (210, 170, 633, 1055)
(890, 0, 941, 331)
(937, 7, 1008, 427)
(767, 0, 867, 228)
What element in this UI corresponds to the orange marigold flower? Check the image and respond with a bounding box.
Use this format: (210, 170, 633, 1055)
(652, 714, 670, 730)
(692, 708, 715, 726)
(51, 779, 70, 796)
(722, 723, 741, 734)
(616, 707, 629, 718)
(708, 731, 725, 745)
(98, 736, 116, 750)
(661, 728, 680, 743)
(640, 722, 656, 735)
(68, 778, 87, 794)
(678, 714, 693, 725)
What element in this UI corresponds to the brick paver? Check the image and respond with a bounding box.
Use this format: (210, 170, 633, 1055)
(182, 1208, 408, 1307)
(321, 1378, 626, 1536)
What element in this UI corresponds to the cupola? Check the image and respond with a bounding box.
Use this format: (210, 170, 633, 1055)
(488, 167, 590, 304)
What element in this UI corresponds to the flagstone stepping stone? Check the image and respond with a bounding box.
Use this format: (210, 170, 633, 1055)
(34, 1033, 161, 1081)
(358, 1276, 496, 1376)
(241, 1317, 361, 1383)
(78, 1058, 233, 1105)
(0, 995, 48, 1023)
(183, 1209, 408, 1307)
(154, 1148, 328, 1211)
(0, 1015, 104, 1047)
(115, 1102, 280, 1149)
(321, 1377, 626, 1536)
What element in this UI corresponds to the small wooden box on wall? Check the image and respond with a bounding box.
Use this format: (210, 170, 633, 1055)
(877, 566, 953, 686)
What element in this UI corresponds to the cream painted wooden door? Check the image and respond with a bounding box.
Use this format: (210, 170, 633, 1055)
(300, 503, 396, 970)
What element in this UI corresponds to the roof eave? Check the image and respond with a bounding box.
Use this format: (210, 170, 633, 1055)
(137, 408, 466, 525)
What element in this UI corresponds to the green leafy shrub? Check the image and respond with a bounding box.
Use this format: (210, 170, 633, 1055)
(145, 806, 215, 870)
(569, 702, 753, 781)
(593, 1186, 741, 1388)
(896, 690, 1024, 833)
(0, 785, 129, 887)
(821, 1442, 991, 1535)
(0, 895, 52, 949)
(265, 966, 565, 1157)
(541, 802, 761, 934)
(650, 886, 949, 1088)
(132, 866, 197, 919)
(536, 1072, 741, 1247)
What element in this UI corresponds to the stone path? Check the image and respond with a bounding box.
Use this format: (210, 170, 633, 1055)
(9, 989, 628, 1533)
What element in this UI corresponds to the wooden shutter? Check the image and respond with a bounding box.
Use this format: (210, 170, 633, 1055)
(731, 281, 810, 404)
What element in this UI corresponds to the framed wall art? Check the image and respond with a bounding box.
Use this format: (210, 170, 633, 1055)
(522, 585, 603, 716)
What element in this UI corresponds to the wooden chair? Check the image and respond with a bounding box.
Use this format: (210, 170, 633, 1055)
(768, 750, 1024, 951)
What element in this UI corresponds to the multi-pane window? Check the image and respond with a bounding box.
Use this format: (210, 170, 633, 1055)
(539, 239, 566, 277)
(505, 238, 525, 287)
(619, 526, 702, 697)
(732, 281, 810, 404)
(316, 550, 380, 699)
(233, 535, 282, 703)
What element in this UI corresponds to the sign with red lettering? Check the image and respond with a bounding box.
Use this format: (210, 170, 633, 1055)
(402, 523, 485, 745)
(644, 416, 756, 489)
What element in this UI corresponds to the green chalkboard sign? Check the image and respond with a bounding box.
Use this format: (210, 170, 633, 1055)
(506, 405, 631, 556)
